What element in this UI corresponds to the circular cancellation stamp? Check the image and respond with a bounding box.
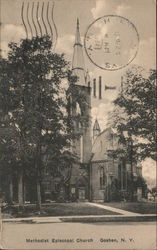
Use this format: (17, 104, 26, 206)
(84, 15, 139, 71)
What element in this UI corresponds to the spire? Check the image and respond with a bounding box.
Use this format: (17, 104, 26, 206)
(85, 69, 90, 84)
(72, 18, 86, 86)
(93, 119, 101, 141)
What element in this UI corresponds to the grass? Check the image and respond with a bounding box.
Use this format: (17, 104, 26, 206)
(102, 202, 157, 214)
(3, 202, 120, 218)
(3, 201, 156, 219)
(61, 215, 157, 223)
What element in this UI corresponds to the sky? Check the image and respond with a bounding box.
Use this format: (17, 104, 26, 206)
(0, 0, 156, 187)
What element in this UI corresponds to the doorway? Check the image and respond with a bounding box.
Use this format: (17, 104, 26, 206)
(78, 188, 85, 200)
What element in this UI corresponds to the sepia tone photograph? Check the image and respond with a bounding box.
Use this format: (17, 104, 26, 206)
(0, 0, 156, 249)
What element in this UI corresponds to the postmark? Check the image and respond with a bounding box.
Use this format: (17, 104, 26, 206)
(21, 1, 58, 50)
(84, 15, 139, 71)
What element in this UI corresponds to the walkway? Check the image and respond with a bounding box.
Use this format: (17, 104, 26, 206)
(87, 202, 141, 216)
(2, 202, 156, 223)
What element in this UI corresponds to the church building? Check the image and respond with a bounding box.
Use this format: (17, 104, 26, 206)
(66, 19, 143, 202)
(0, 19, 144, 204)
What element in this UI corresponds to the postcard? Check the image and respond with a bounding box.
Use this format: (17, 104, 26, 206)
(0, 0, 156, 249)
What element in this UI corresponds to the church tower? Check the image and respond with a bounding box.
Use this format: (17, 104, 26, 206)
(68, 19, 92, 201)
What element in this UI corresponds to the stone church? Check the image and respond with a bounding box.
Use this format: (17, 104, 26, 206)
(0, 19, 144, 204)
(63, 19, 143, 202)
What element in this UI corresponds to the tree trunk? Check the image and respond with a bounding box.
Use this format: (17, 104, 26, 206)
(36, 178, 41, 211)
(18, 170, 23, 211)
(9, 175, 13, 204)
(36, 140, 42, 211)
(23, 179, 26, 204)
(130, 139, 134, 202)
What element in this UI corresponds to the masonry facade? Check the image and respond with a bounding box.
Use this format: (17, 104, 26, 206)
(67, 19, 143, 202)
(90, 127, 143, 202)
(67, 19, 92, 201)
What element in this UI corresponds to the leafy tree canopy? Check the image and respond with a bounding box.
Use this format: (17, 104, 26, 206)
(110, 66, 156, 161)
(0, 35, 76, 181)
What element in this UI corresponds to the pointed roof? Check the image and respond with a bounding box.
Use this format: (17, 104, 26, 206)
(93, 119, 101, 131)
(72, 18, 86, 86)
(92, 127, 119, 161)
(85, 69, 90, 84)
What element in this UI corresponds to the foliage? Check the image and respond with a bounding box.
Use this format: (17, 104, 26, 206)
(109, 66, 156, 161)
(0, 36, 78, 203)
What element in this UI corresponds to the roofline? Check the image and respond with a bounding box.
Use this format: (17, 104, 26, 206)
(92, 127, 118, 149)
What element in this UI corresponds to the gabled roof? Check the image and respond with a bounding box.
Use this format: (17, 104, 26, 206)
(91, 127, 119, 162)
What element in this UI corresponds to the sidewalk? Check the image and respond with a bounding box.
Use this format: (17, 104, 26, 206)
(87, 202, 141, 216)
(2, 202, 157, 223)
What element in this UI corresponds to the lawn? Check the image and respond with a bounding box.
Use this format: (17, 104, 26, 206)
(102, 202, 157, 214)
(42, 203, 120, 216)
(3, 202, 120, 218)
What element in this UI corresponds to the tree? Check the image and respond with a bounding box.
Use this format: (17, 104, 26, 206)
(0, 36, 76, 210)
(107, 66, 156, 201)
(113, 66, 156, 161)
(0, 56, 19, 205)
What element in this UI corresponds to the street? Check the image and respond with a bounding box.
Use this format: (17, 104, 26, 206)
(1, 221, 156, 250)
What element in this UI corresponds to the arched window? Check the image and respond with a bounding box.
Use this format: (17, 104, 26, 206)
(80, 135, 83, 163)
(77, 121, 81, 129)
(76, 102, 81, 115)
(100, 167, 105, 189)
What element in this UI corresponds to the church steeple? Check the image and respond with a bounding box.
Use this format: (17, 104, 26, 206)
(93, 119, 101, 141)
(85, 69, 90, 85)
(72, 18, 86, 86)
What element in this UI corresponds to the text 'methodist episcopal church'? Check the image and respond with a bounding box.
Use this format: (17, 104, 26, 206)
(43, 19, 143, 202)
